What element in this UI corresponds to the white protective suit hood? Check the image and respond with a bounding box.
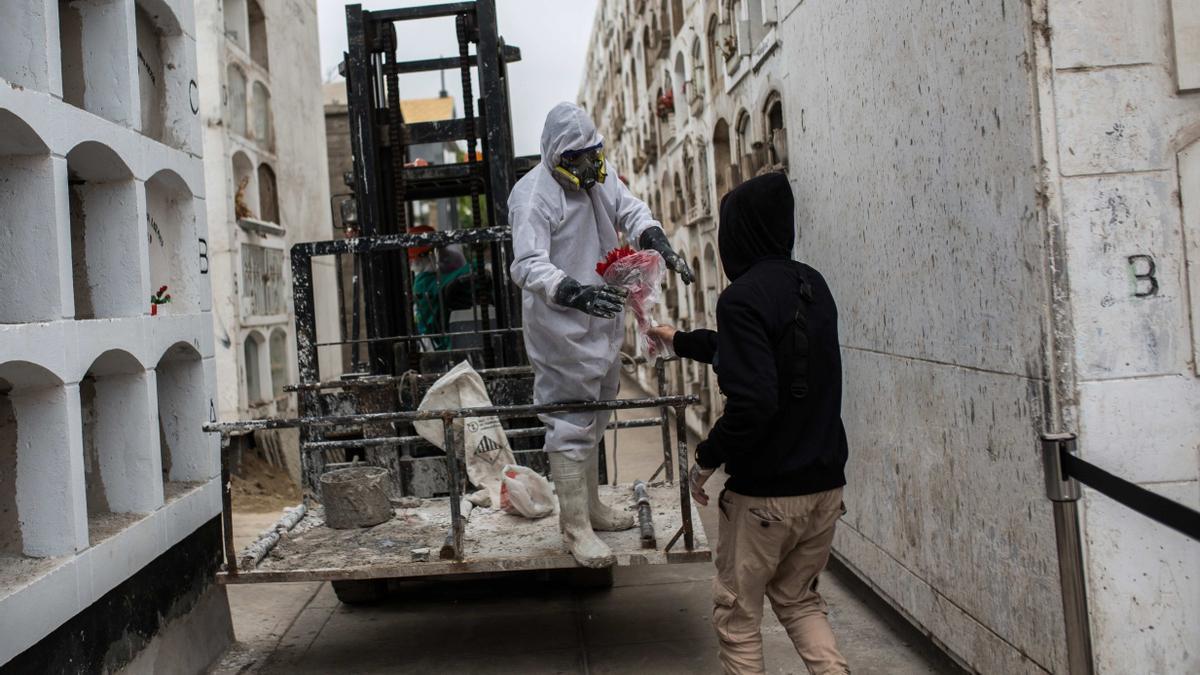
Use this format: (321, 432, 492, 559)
(508, 102, 663, 460)
(540, 102, 604, 179)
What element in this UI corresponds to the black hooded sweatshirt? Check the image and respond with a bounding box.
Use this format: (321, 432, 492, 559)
(673, 173, 848, 497)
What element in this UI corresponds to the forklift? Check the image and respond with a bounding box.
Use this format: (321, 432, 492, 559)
(205, 0, 709, 603)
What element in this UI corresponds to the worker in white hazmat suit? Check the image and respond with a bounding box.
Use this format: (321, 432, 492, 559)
(510, 102, 694, 567)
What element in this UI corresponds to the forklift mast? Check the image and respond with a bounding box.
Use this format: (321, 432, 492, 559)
(337, 0, 537, 376)
(285, 1, 548, 494)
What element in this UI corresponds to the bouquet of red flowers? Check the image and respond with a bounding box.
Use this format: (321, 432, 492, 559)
(596, 245, 670, 357)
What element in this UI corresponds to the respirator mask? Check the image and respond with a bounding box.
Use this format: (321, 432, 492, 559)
(554, 143, 607, 191)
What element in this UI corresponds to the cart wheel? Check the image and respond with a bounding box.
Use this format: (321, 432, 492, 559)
(331, 579, 388, 605)
(566, 566, 615, 590)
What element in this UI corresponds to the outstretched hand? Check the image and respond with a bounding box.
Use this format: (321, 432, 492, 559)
(689, 464, 715, 505)
(647, 324, 677, 347)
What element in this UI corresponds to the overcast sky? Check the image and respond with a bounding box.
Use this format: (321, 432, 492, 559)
(316, 0, 599, 156)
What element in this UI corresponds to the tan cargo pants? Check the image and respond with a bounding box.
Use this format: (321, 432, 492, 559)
(712, 487, 849, 675)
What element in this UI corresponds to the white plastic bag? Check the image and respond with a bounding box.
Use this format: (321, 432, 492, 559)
(598, 248, 669, 357)
(413, 361, 516, 508)
(499, 465, 556, 519)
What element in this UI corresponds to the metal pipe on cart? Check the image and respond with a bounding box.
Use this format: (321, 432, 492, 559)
(301, 226, 513, 259)
(675, 404, 693, 550)
(285, 365, 533, 392)
(633, 480, 656, 549)
(474, 0, 521, 367)
(382, 26, 416, 360)
(657, 358, 674, 483)
(220, 436, 238, 575)
(457, 13, 500, 368)
(647, 461, 666, 483)
(433, 247, 446, 342)
(610, 406, 620, 484)
(300, 417, 665, 454)
(239, 503, 308, 570)
(350, 253, 364, 369)
(466, 242, 483, 361)
(290, 245, 327, 492)
(342, 4, 386, 374)
(204, 395, 698, 433)
(316, 326, 522, 348)
(443, 416, 464, 560)
(334, 251, 347, 363)
(442, 500, 475, 560)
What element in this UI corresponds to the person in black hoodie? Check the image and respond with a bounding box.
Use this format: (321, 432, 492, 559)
(649, 173, 850, 675)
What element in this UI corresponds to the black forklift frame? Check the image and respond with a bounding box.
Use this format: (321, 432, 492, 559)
(341, 0, 527, 376)
(287, 0, 536, 495)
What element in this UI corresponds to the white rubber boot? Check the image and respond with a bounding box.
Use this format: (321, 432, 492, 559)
(549, 452, 615, 568)
(587, 448, 635, 531)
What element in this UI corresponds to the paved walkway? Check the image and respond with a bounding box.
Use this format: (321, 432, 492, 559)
(213, 378, 962, 674)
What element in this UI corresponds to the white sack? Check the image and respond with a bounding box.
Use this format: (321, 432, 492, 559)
(413, 361, 516, 508)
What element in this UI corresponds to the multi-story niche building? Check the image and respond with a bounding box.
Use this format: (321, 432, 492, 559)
(0, 0, 231, 670)
(580, 0, 790, 436)
(196, 0, 342, 479)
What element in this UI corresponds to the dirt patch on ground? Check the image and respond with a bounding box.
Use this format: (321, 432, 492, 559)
(233, 453, 301, 513)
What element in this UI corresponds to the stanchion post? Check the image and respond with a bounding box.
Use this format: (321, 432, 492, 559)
(1041, 433, 1094, 675)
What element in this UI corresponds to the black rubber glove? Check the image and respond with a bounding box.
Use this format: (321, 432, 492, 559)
(639, 227, 695, 284)
(553, 277, 629, 319)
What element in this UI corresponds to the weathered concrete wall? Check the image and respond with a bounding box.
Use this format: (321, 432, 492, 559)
(1043, 1, 1200, 672)
(580, 0, 1197, 671)
(778, 1, 1064, 672)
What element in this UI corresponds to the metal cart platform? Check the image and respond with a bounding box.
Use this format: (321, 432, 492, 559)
(206, 375, 711, 591)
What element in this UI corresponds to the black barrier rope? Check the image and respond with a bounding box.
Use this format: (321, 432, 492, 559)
(1060, 449, 1200, 540)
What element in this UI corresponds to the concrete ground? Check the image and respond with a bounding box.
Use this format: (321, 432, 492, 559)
(213, 377, 963, 674)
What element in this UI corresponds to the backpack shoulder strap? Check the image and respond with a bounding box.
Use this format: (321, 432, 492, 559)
(788, 278, 814, 399)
